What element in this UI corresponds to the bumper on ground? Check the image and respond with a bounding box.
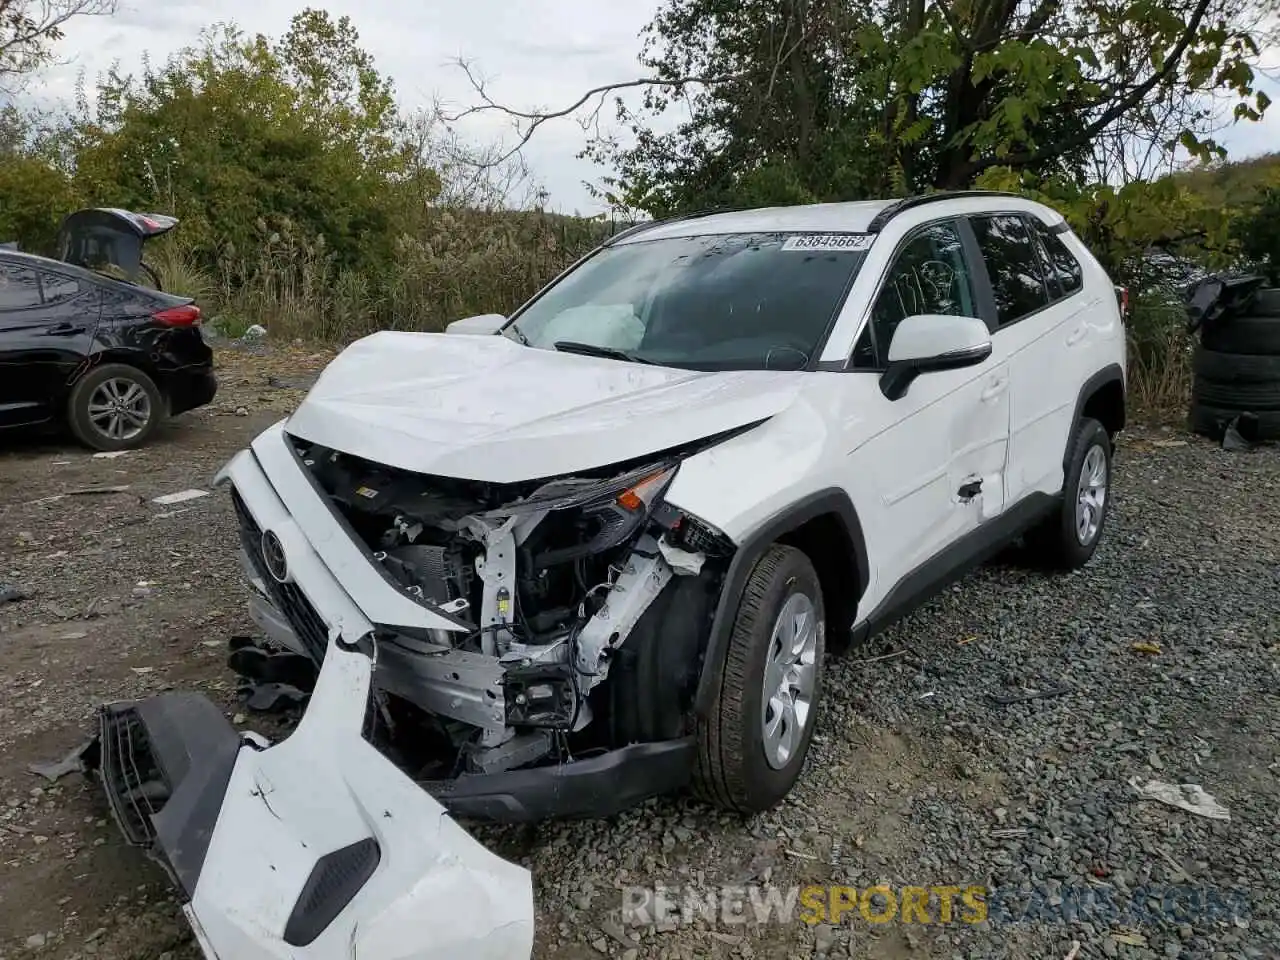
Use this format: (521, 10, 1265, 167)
(84, 644, 534, 960)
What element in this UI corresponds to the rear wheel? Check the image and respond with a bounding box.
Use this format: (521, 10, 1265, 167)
(1024, 418, 1111, 569)
(694, 544, 825, 813)
(67, 363, 164, 451)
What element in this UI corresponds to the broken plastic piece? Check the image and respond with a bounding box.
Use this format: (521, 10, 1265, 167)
(153, 488, 210, 505)
(1128, 777, 1230, 821)
(658, 536, 706, 576)
(239, 681, 310, 712)
(1222, 414, 1260, 451)
(27, 739, 94, 782)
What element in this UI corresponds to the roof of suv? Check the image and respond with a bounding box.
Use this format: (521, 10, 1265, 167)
(610, 191, 1051, 245)
(614, 200, 898, 244)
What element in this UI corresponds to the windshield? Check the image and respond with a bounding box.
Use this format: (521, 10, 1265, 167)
(508, 232, 870, 370)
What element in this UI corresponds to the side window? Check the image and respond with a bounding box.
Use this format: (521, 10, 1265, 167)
(860, 221, 976, 366)
(0, 264, 42, 310)
(971, 215, 1050, 327)
(40, 272, 80, 303)
(1029, 221, 1083, 297)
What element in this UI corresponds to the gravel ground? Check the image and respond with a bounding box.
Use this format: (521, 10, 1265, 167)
(1, 345, 1277, 960)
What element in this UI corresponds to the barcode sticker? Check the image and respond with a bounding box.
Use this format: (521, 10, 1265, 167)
(780, 234, 874, 252)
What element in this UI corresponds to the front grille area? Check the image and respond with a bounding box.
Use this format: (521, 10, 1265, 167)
(232, 489, 330, 664)
(98, 706, 169, 845)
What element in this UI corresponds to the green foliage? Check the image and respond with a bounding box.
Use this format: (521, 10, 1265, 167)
(595, 0, 1271, 215)
(1232, 186, 1280, 285)
(0, 153, 77, 251)
(67, 12, 421, 273)
(975, 167, 1235, 285)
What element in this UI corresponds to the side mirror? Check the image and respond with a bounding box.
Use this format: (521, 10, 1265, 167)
(445, 313, 507, 336)
(880, 314, 992, 401)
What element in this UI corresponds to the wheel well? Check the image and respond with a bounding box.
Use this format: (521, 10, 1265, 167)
(776, 512, 862, 644)
(1081, 378, 1125, 438)
(67, 354, 165, 401)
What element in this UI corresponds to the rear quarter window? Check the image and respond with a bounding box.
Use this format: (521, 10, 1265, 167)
(40, 273, 81, 303)
(1033, 223, 1084, 297)
(0, 263, 41, 309)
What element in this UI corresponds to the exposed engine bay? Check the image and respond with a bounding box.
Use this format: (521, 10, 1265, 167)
(253, 436, 736, 784)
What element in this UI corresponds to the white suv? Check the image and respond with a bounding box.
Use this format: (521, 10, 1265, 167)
(86, 192, 1126, 958)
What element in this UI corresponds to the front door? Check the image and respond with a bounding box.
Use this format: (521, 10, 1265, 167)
(843, 219, 1011, 611)
(0, 261, 98, 427)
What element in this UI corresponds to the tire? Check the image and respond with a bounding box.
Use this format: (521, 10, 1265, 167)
(1192, 378, 1280, 411)
(1189, 402, 1280, 441)
(67, 363, 165, 451)
(1192, 346, 1280, 385)
(1200, 314, 1280, 355)
(694, 544, 825, 813)
(1024, 418, 1112, 570)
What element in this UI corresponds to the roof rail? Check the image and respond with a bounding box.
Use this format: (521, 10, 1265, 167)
(866, 190, 1031, 232)
(602, 207, 734, 246)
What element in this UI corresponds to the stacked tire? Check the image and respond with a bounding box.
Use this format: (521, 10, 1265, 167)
(1190, 288, 1280, 441)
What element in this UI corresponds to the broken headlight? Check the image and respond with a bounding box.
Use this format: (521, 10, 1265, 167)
(500, 463, 677, 571)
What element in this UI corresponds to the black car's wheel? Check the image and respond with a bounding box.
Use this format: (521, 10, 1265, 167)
(1025, 417, 1112, 570)
(695, 544, 825, 813)
(67, 363, 165, 451)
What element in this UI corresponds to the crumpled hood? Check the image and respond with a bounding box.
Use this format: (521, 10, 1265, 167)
(285, 331, 806, 481)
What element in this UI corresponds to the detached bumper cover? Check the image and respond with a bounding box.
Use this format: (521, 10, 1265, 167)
(84, 645, 534, 960)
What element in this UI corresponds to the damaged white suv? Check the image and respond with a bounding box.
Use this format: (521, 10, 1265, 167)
(84, 192, 1126, 957)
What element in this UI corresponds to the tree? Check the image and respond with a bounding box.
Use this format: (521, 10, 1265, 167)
(458, 0, 1275, 215)
(68, 10, 422, 270)
(1, 0, 115, 92)
(1234, 186, 1280, 285)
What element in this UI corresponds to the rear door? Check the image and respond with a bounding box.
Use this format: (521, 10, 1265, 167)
(967, 213, 1094, 503)
(0, 261, 101, 427)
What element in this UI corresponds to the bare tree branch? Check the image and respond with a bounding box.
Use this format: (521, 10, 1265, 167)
(969, 0, 1215, 177)
(441, 57, 741, 170)
(0, 0, 117, 93)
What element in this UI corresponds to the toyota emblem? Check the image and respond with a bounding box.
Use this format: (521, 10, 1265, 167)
(260, 530, 289, 583)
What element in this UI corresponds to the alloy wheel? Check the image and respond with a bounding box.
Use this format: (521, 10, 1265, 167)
(760, 591, 819, 770)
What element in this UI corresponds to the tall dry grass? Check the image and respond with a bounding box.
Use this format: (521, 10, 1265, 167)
(1125, 290, 1193, 419)
(182, 209, 618, 342)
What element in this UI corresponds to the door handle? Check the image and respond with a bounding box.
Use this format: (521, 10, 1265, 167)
(980, 377, 1008, 402)
(1066, 325, 1086, 346)
(47, 322, 85, 336)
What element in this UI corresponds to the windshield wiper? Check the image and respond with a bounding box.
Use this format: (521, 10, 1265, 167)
(552, 340, 656, 365)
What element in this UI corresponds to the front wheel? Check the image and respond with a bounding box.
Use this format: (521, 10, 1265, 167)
(1025, 417, 1112, 569)
(694, 544, 825, 813)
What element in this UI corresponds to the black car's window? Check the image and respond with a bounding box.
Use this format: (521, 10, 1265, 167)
(971, 215, 1051, 327)
(0, 263, 42, 309)
(40, 272, 80, 303)
(856, 221, 976, 367)
(510, 232, 869, 371)
(1030, 220, 1084, 298)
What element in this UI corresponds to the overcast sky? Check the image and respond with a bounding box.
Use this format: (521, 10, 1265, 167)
(32, 0, 1280, 214)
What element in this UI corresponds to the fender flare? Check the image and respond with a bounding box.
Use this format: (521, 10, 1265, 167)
(692, 489, 869, 716)
(1065, 363, 1125, 470)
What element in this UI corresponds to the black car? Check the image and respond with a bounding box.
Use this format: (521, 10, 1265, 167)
(0, 208, 216, 451)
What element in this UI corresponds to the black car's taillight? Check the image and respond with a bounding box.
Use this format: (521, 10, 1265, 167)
(154, 304, 202, 327)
